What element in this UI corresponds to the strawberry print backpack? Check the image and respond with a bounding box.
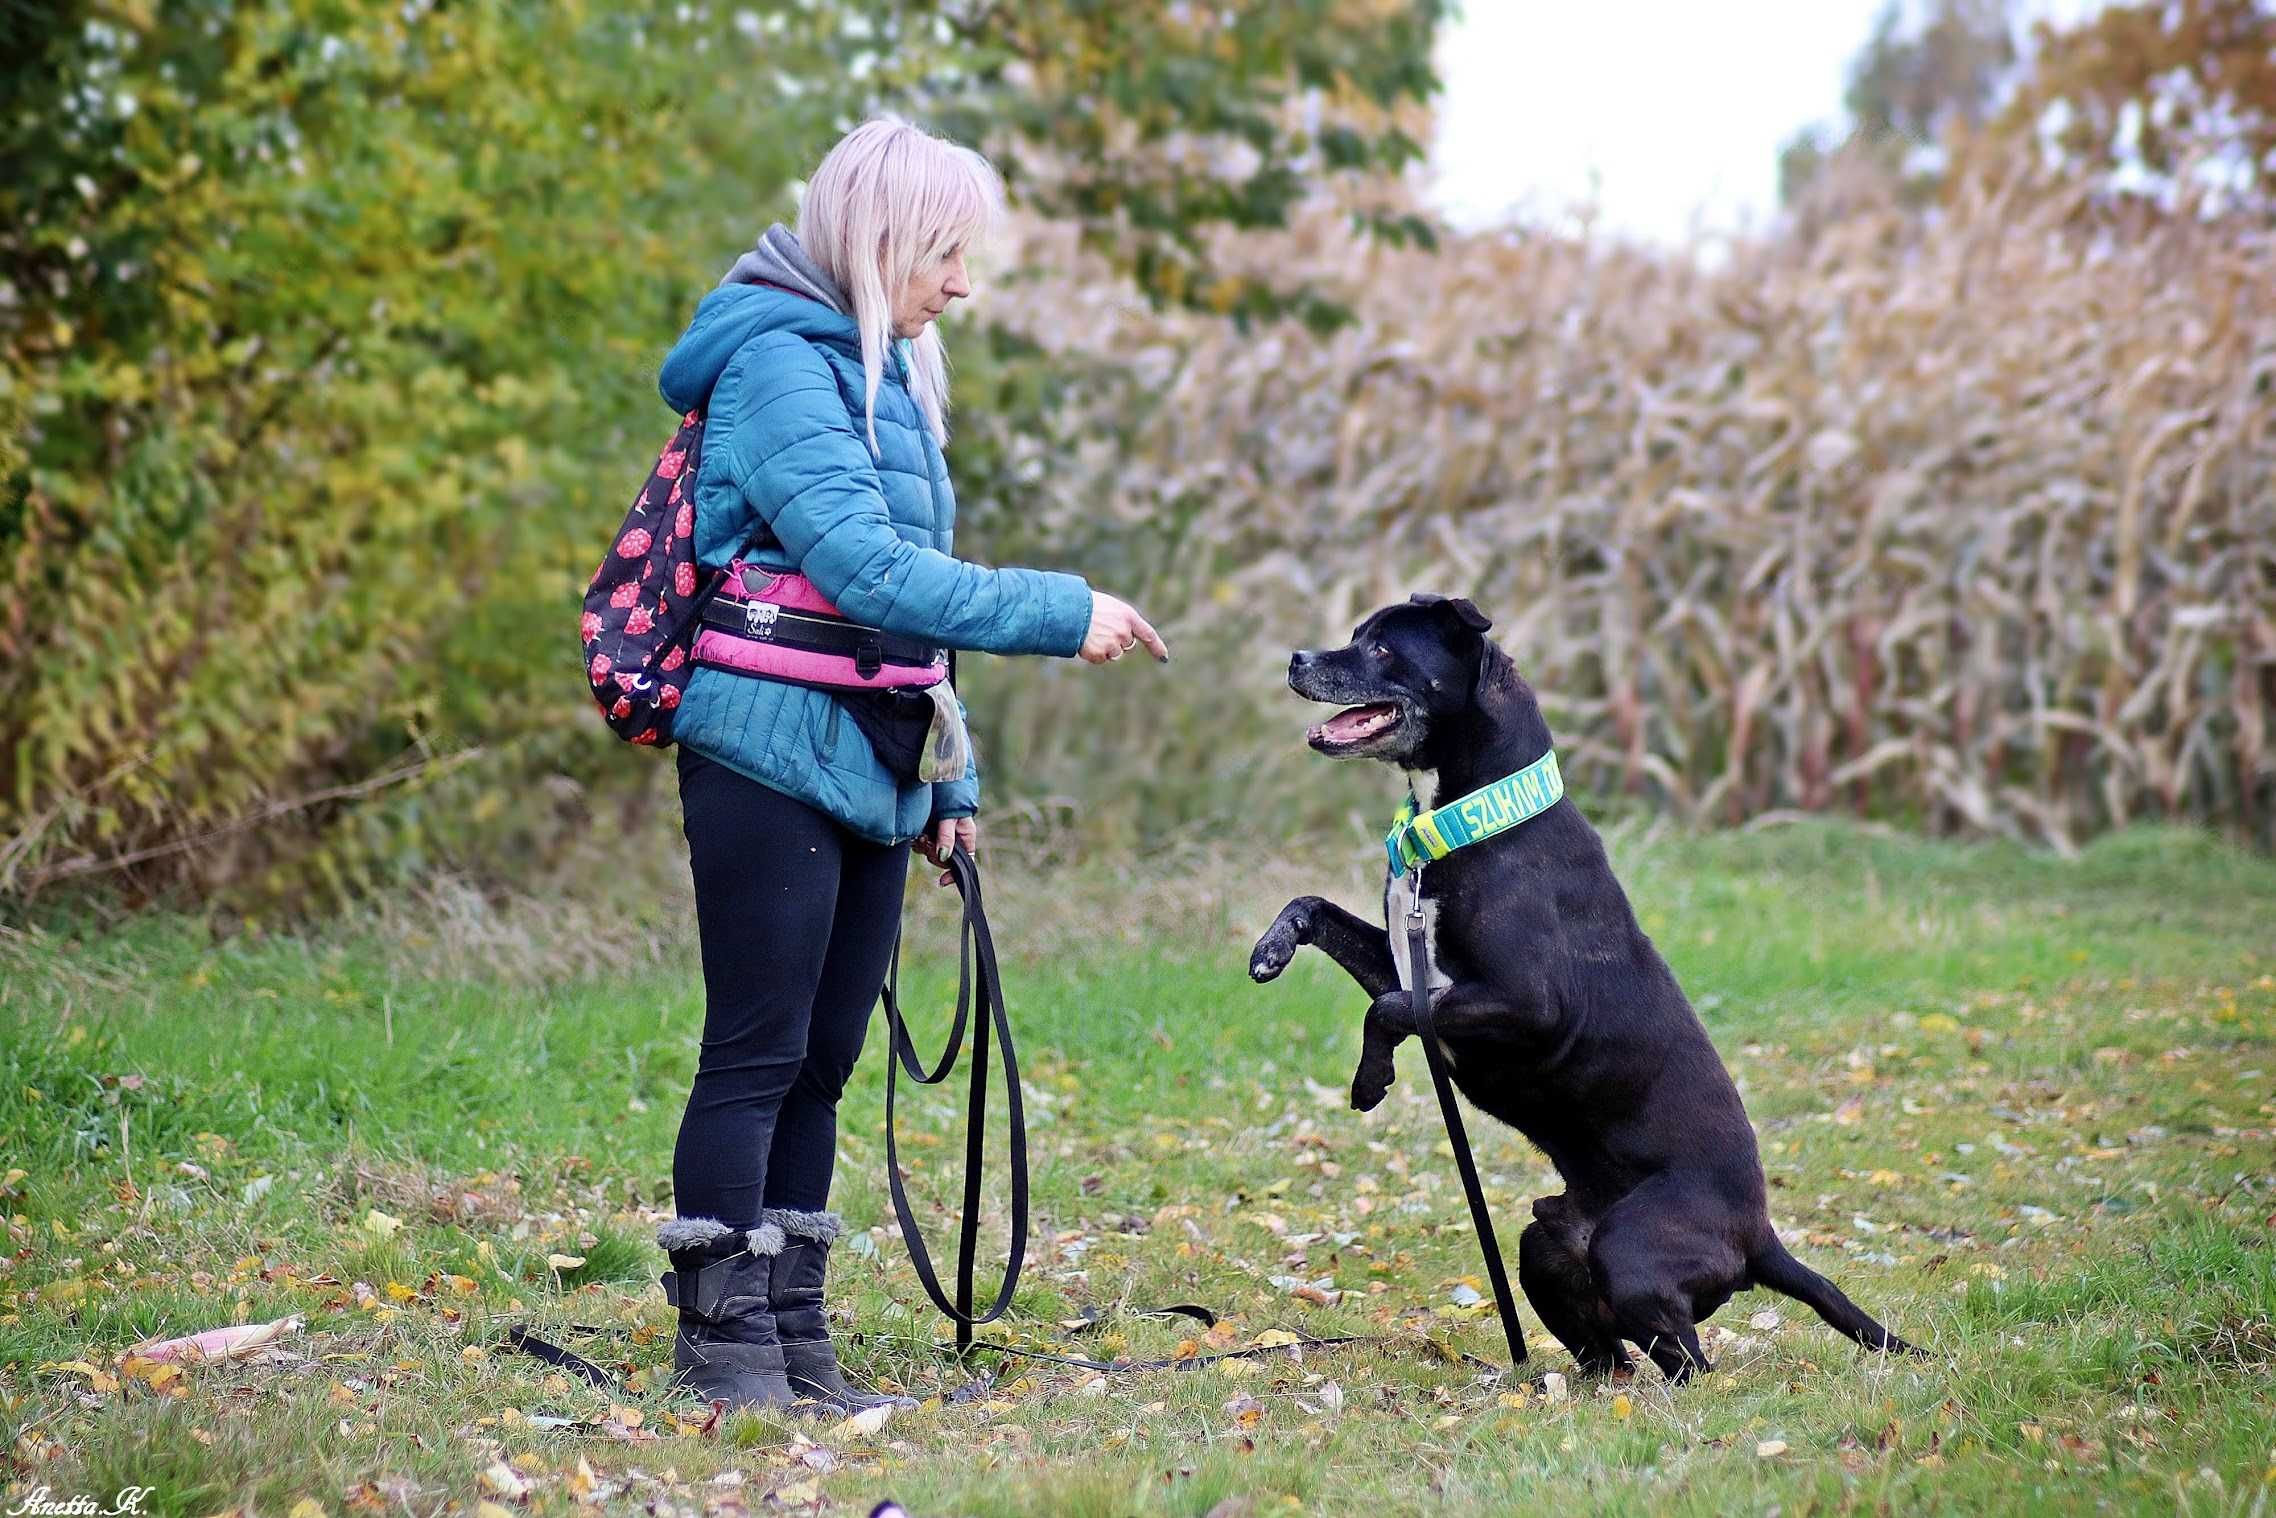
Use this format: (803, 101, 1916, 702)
(578, 409, 723, 746)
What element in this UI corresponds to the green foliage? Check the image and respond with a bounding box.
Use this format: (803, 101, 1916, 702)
(915, 0, 1446, 328)
(0, 0, 1447, 910)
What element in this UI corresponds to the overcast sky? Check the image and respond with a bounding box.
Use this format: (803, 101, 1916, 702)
(1427, 0, 2107, 246)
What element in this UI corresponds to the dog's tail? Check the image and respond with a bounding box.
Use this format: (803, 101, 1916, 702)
(1749, 1239, 1921, 1355)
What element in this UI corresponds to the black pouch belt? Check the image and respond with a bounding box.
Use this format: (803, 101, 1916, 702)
(696, 599, 939, 680)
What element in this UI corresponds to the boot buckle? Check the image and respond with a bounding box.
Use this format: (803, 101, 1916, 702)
(660, 1259, 733, 1320)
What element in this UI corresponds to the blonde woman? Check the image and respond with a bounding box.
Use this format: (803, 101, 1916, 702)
(648, 118, 1166, 1413)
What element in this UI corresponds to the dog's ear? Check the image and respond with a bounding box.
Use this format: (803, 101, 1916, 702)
(1408, 592, 1492, 634)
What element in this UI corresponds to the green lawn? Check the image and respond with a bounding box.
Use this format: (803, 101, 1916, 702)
(3, 821, 2274, 1516)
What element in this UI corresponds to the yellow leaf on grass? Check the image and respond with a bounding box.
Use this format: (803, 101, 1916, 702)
(477, 1460, 530, 1501)
(774, 1478, 821, 1504)
(289, 1500, 329, 1518)
(41, 1359, 119, 1393)
(1250, 1329, 1301, 1349)
(362, 1209, 403, 1238)
(1612, 1393, 1633, 1419)
(384, 1281, 418, 1303)
(546, 1254, 587, 1271)
(477, 1504, 515, 1518)
(1832, 1099, 1864, 1126)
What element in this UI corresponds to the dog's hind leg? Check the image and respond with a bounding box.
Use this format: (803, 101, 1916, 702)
(1518, 1211, 1629, 1377)
(1587, 1177, 1740, 1386)
(1250, 896, 1396, 995)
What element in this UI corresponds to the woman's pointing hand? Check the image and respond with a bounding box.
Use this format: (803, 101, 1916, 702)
(1079, 592, 1169, 665)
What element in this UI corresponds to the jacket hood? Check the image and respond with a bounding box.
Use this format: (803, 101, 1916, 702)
(721, 223, 848, 312)
(659, 274, 863, 416)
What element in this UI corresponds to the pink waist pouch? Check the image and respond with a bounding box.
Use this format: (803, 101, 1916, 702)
(694, 561, 946, 689)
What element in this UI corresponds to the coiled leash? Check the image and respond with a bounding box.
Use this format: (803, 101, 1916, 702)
(880, 844, 1027, 1352)
(879, 845, 1383, 1378)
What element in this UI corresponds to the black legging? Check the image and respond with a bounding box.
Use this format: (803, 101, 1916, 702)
(672, 747, 906, 1227)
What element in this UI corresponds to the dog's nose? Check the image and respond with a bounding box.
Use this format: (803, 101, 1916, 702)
(1288, 650, 1317, 684)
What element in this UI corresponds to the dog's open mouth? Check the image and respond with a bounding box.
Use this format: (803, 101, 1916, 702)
(1308, 703, 1403, 752)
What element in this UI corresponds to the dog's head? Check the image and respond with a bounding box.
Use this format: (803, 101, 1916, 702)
(1289, 593, 1534, 768)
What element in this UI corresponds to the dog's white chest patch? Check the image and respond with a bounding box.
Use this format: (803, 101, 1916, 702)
(1384, 869, 1452, 999)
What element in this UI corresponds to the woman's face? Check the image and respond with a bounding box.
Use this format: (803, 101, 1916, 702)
(890, 246, 972, 339)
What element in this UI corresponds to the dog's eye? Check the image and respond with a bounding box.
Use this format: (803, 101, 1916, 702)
(1370, 643, 1391, 660)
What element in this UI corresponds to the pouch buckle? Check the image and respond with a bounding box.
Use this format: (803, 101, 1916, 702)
(855, 637, 883, 680)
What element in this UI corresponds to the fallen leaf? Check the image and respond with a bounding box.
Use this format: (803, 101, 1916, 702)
(1756, 1439, 1789, 1458)
(39, 1360, 120, 1394)
(289, 1501, 329, 1518)
(478, 1459, 530, 1502)
(1611, 1393, 1633, 1420)
(546, 1254, 587, 1271)
(362, 1208, 403, 1238)
(1541, 1372, 1568, 1404)
(829, 1402, 893, 1438)
(1748, 1309, 1781, 1331)
(1832, 1100, 1864, 1127)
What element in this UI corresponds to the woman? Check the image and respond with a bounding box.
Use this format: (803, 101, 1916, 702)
(650, 117, 1167, 1414)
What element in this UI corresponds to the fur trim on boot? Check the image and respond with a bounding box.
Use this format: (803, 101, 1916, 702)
(760, 1208, 845, 1245)
(657, 1216, 786, 1256)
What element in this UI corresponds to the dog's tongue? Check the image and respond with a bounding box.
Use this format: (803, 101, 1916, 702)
(1313, 704, 1397, 744)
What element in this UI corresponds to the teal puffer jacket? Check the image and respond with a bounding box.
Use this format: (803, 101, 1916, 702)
(658, 284, 1092, 844)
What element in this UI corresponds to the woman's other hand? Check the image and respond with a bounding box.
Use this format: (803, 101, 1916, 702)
(914, 816, 977, 886)
(1080, 592, 1170, 665)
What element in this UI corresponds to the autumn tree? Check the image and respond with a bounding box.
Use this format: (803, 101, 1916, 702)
(1989, 0, 2276, 209)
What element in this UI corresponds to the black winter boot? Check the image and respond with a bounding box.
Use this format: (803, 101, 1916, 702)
(763, 1209, 916, 1413)
(656, 1217, 796, 1412)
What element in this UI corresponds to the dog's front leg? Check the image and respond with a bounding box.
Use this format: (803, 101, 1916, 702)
(1351, 989, 1413, 1111)
(1249, 896, 1397, 997)
(1351, 974, 1559, 1112)
(1408, 977, 1558, 1046)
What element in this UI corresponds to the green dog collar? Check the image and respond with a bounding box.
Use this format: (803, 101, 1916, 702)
(1386, 750, 1564, 878)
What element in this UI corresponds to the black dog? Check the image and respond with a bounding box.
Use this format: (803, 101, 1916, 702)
(1248, 594, 1917, 1382)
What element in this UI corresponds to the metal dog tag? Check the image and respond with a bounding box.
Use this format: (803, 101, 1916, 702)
(1386, 870, 1449, 997)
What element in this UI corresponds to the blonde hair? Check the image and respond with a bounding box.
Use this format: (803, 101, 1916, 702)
(798, 116, 1003, 453)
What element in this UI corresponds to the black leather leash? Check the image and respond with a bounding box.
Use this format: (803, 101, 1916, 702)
(881, 844, 1026, 1353)
(1403, 865, 1530, 1368)
(877, 848, 1395, 1378)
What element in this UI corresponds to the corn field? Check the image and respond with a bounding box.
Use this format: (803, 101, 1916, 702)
(961, 166, 2276, 855)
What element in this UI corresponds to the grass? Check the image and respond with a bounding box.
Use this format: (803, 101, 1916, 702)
(3, 818, 2274, 1516)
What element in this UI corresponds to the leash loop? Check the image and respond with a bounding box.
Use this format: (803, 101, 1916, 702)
(880, 845, 1027, 1352)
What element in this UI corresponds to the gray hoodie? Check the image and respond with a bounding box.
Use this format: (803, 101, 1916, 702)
(719, 223, 849, 315)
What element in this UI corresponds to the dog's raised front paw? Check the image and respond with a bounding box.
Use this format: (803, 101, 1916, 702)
(1248, 902, 1311, 983)
(1350, 1055, 1394, 1112)
(1249, 926, 1296, 983)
